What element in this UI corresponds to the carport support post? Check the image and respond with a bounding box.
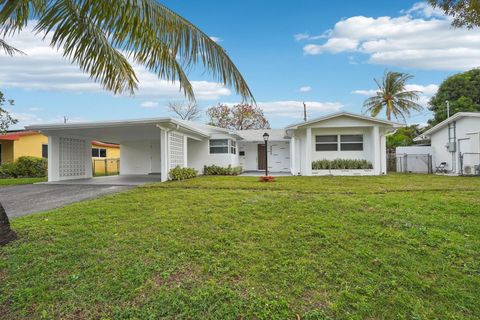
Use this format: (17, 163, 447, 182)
(47, 136, 60, 182)
(305, 127, 312, 176)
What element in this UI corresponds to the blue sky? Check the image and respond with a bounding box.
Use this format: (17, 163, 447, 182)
(1, 1, 479, 129)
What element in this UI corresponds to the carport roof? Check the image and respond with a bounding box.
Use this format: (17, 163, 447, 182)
(26, 117, 211, 142)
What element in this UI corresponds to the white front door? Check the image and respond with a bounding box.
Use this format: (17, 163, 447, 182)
(150, 142, 161, 173)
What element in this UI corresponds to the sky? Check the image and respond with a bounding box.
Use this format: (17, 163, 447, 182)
(1, 1, 480, 129)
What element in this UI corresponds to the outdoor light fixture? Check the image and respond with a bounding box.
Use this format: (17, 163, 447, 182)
(263, 132, 269, 176)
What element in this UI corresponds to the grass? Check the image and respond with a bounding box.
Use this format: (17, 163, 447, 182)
(1, 174, 479, 319)
(0, 177, 46, 186)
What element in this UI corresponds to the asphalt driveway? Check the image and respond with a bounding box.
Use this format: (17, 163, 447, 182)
(0, 184, 132, 218)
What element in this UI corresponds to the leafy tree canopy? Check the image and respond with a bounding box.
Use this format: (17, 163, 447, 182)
(207, 104, 270, 130)
(428, 68, 480, 125)
(429, 0, 480, 28)
(0, 90, 18, 133)
(386, 125, 425, 152)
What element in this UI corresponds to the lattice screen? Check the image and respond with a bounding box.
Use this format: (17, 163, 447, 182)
(59, 137, 86, 177)
(169, 132, 184, 168)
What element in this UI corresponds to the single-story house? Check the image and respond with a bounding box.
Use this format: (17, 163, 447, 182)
(26, 112, 402, 182)
(414, 112, 480, 174)
(0, 130, 120, 172)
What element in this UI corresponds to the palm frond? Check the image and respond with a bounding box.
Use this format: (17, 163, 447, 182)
(0, 38, 25, 55)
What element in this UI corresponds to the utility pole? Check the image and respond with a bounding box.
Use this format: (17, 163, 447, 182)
(445, 100, 450, 118)
(63, 116, 68, 124)
(303, 102, 307, 122)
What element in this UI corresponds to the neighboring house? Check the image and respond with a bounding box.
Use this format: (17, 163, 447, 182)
(0, 130, 120, 174)
(414, 112, 480, 175)
(26, 112, 402, 182)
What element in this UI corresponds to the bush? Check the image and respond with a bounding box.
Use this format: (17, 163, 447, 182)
(0, 156, 47, 178)
(312, 159, 373, 170)
(203, 164, 243, 176)
(169, 166, 197, 181)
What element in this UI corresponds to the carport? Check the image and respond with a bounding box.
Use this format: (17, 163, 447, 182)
(27, 118, 209, 183)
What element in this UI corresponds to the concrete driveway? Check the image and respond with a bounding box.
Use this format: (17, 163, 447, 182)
(0, 175, 162, 218)
(0, 184, 132, 218)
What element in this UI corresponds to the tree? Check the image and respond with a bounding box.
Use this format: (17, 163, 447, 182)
(428, 69, 480, 125)
(386, 125, 424, 152)
(207, 104, 270, 130)
(428, 0, 480, 28)
(0, 90, 18, 246)
(168, 101, 201, 121)
(0, 1, 254, 245)
(363, 71, 423, 121)
(0, 0, 254, 102)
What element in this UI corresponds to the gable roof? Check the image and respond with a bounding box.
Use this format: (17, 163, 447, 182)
(285, 112, 403, 129)
(414, 112, 480, 141)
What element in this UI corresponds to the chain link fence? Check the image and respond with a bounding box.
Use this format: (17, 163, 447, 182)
(387, 153, 432, 174)
(92, 158, 120, 176)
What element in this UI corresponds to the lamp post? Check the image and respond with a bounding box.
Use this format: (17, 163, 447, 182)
(263, 132, 269, 176)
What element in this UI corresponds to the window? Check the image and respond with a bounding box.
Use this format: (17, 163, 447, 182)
(230, 140, 237, 154)
(92, 148, 107, 157)
(209, 139, 229, 154)
(340, 135, 363, 151)
(42, 144, 48, 158)
(315, 135, 338, 151)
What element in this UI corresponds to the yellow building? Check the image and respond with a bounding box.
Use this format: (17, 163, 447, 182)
(0, 131, 120, 175)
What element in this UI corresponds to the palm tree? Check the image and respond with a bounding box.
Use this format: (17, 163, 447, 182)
(363, 71, 422, 121)
(0, 1, 255, 245)
(0, 0, 254, 102)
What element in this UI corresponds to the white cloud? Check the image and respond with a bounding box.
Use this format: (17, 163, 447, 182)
(352, 83, 439, 106)
(0, 24, 231, 100)
(209, 36, 222, 43)
(299, 86, 312, 92)
(140, 101, 159, 108)
(294, 31, 331, 41)
(301, 2, 480, 70)
(257, 100, 343, 118)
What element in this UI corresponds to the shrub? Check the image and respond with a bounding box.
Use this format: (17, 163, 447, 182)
(0, 156, 47, 178)
(311, 159, 373, 170)
(203, 164, 243, 176)
(169, 166, 197, 181)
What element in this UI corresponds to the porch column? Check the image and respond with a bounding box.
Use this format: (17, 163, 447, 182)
(160, 128, 169, 182)
(290, 135, 296, 175)
(372, 126, 381, 175)
(305, 127, 312, 176)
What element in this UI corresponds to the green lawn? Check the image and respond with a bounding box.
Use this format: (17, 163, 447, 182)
(1, 174, 479, 319)
(0, 177, 46, 186)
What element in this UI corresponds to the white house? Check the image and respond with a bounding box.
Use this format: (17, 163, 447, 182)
(414, 112, 480, 175)
(26, 112, 402, 182)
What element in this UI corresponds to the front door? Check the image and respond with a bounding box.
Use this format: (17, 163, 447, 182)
(258, 144, 266, 170)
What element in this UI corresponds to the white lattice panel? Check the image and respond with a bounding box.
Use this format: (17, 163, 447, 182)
(59, 137, 86, 177)
(169, 132, 184, 168)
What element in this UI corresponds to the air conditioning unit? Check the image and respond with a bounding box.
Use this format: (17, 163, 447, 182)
(446, 142, 456, 152)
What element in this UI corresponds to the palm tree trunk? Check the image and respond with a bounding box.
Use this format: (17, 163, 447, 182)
(0, 201, 16, 246)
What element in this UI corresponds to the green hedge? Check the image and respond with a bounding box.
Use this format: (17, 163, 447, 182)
(0, 156, 48, 178)
(169, 166, 197, 181)
(203, 165, 243, 176)
(312, 159, 373, 170)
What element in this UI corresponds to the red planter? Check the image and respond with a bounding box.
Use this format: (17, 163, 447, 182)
(259, 176, 276, 182)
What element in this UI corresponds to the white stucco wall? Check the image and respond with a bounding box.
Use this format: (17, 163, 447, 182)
(430, 117, 480, 173)
(120, 141, 152, 175)
(187, 138, 239, 173)
(47, 135, 92, 181)
(238, 141, 290, 172)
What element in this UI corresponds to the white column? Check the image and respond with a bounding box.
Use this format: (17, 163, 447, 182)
(372, 126, 381, 175)
(290, 136, 296, 175)
(160, 129, 169, 182)
(305, 127, 312, 176)
(48, 136, 60, 182)
(183, 135, 188, 167)
(380, 133, 387, 174)
(85, 139, 93, 179)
